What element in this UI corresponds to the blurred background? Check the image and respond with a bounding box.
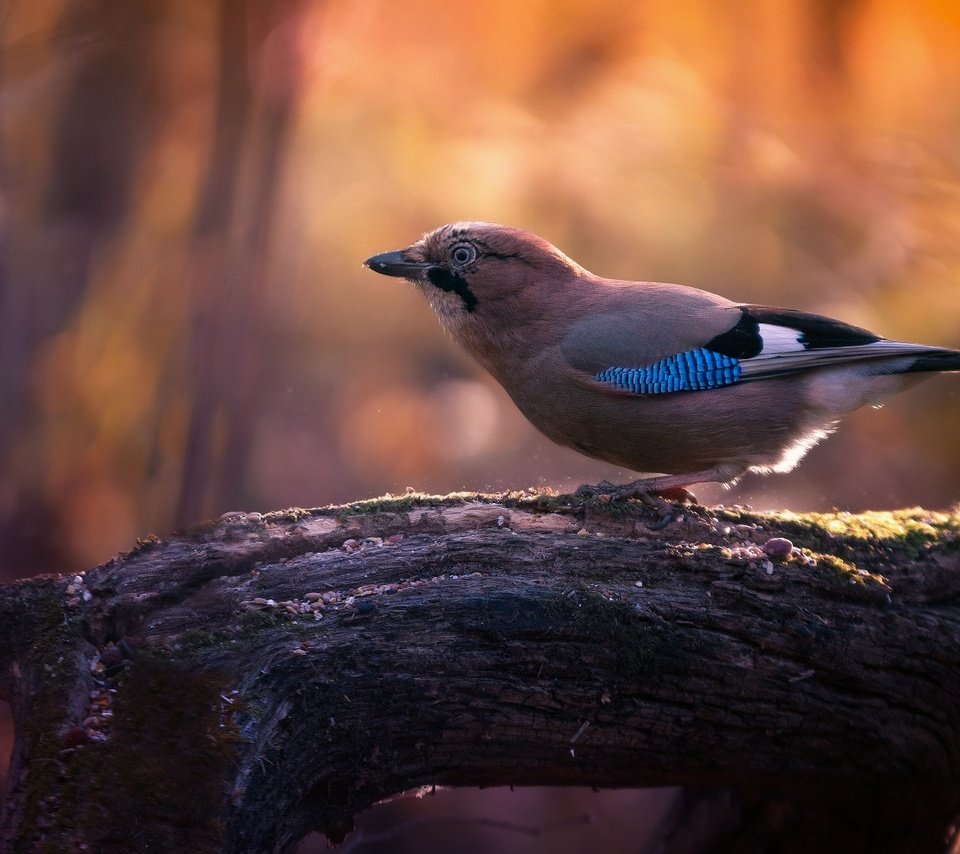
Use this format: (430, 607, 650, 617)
(2, 0, 960, 581)
(1, 0, 960, 847)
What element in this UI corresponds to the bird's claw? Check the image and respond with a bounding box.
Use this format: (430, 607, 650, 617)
(574, 480, 618, 498)
(648, 486, 698, 505)
(574, 480, 693, 528)
(643, 503, 676, 530)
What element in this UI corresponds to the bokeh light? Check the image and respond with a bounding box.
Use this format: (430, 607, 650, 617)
(1, 0, 959, 581)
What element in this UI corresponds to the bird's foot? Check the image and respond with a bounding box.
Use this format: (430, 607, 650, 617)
(575, 480, 698, 503)
(631, 490, 681, 530)
(642, 486, 698, 505)
(574, 480, 698, 529)
(574, 480, 619, 498)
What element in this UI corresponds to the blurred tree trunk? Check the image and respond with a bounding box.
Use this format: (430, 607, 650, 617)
(0, 2, 162, 577)
(176, 0, 307, 526)
(16, 0, 159, 383)
(2, 495, 959, 853)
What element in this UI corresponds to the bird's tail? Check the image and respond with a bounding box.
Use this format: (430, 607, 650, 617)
(901, 348, 960, 374)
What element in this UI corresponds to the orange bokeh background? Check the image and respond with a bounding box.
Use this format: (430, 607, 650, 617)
(3, 2, 960, 849)
(2, 0, 959, 578)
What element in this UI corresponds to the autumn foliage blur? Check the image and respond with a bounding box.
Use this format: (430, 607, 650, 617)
(2, 0, 960, 580)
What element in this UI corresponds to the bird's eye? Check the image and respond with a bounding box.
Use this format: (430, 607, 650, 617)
(451, 244, 477, 266)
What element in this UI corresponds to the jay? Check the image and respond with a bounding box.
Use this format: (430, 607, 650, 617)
(365, 222, 960, 510)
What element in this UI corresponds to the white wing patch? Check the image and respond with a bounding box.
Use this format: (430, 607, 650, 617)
(756, 323, 805, 354)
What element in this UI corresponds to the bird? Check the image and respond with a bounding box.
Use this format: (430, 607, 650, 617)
(364, 222, 960, 521)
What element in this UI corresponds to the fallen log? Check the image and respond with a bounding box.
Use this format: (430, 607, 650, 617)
(2, 493, 959, 852)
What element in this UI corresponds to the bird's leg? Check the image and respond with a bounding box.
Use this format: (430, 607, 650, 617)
(575, 479, 619, 497)
(576, 467, 738, 529)
(644, 486, 699, 504)
(616, 474, 704, 530)
(576, 471, 711, 500)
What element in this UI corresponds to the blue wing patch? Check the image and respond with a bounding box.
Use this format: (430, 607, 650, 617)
(596, 348, 742, 394)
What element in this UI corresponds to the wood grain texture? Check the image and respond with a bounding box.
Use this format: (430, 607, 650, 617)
(2, 493, 959, 852)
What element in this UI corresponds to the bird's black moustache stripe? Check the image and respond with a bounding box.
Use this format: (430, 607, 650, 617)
(427, 267, 478, 312)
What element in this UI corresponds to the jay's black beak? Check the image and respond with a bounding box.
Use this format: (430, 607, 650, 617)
(363, 250, 430, 279)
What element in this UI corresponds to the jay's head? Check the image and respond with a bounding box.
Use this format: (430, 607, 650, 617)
(364, 222, 583, 329)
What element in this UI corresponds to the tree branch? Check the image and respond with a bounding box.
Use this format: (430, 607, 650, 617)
(2, 493, 959, 852)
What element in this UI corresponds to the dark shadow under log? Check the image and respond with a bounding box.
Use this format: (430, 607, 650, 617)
(1, 492, 959, 852)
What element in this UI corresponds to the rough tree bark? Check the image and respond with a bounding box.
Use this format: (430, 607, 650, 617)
(1, 492, 959, 853)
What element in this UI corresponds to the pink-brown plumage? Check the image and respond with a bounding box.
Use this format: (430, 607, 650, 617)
(365, 222, 960, 495)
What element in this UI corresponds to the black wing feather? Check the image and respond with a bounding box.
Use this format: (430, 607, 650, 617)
(705, 305, 882, 359)
(744, 306, 882, 349)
